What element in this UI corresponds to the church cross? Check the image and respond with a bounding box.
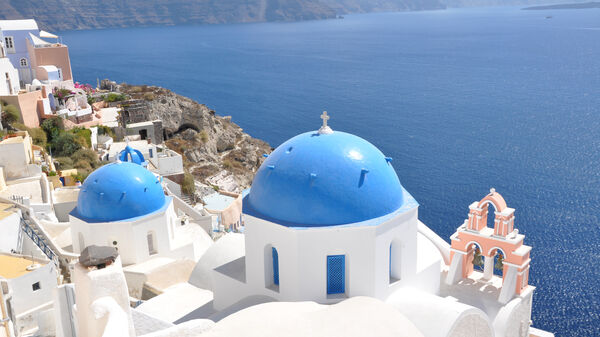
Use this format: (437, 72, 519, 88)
(318, 111, 333, 135)
(320, 111, 330, 128)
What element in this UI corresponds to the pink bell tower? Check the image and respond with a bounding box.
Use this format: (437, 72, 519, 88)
(445, 189, 532, 304)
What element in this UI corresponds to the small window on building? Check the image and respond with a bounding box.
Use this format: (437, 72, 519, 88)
(19, 58, 27, 67)
(4, 37, 14, 53)
(147, 231, 157, 255)
(272, 247, 279, 285)
(57, 68, 63, 81)
(32, 282, 41, 291)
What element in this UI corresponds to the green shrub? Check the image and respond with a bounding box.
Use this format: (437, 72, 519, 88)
(55, 157, 74, 169)
(73, 172, 89, 183)
(181, 172, 196, 196)
(71, 127, 92, 148)
(1, 103, 21, 126)
(53, 133, 81, 156)
(97, 125, 115, 139)
(199, 130, 208, 143)
(143, 92, 155, 101)
(11, 122, 27, 131)
(72, 148, 100, 168)
(48, 171, 57, 176)
(41, 117, 64, 142)
(74, 159, 92, 171)
(105, 93, 127, 102)
(28, 128, 47, 148)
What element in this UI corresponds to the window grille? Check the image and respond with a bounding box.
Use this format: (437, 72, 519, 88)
(327, 255, 345, 294)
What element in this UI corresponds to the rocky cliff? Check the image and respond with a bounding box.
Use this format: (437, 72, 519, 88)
(115, 83, 272, 194)
(0, 0, 444, 31)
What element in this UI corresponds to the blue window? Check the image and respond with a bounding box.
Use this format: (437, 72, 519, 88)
(327, 255, 345, 294)
(272, 247, 279, 285)
(149, 148, 153, 158)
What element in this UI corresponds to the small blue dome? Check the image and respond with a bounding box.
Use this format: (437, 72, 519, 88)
(119, 145, 146, 165)
(73, 162, 167, 222)
(245, 131, 405, 226)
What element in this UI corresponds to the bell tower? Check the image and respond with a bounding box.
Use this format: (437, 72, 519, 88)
(445, 189, 531, 304)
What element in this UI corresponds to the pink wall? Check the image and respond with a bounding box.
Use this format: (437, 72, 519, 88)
(27, 40, 73, 81)
(0, 90, 42, 128)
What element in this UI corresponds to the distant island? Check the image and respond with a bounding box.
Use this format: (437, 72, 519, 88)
(523, 1, 600, 10)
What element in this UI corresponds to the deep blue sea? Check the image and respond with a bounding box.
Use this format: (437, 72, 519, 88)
(60, 6, 600, 336)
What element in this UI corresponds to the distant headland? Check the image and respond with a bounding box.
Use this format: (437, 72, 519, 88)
(522, 1, 600, 10)
(0, 0, 446, 31)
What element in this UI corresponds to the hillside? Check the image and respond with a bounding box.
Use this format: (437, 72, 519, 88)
(0, 0, 444, 31)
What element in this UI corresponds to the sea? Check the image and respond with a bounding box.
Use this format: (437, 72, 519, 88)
(60, 6, 600, 336)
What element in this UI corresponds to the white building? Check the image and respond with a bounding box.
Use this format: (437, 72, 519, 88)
(205, 116, 549, 337)
(0, 41, 20, 96)
(0, 253, 58, 337)
(69, 161, 202, 266)
(0, 132, 35, 180)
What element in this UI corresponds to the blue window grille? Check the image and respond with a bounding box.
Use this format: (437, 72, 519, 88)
(327, 255, 345, 294)
(272, 247, 279, 285)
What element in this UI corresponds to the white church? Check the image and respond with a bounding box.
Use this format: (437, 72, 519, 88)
(1, 113, 553, 337)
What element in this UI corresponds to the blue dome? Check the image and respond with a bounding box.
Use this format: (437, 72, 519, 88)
(119, 145, 146, 165)
(245, 131, 405, 226)
(73, 162, 167, 222)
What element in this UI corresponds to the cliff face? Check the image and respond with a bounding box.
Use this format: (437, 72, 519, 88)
(0, 0, 335, 31)
(319, 0, 445, 14)
(0, 0, 444, 31)
(115, 83, 272, 193)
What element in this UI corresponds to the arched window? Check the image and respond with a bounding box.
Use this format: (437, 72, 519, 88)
(147, 231, 157, 255)
(272, 247, 279, 286)
(264, 245, 279, 291)
(19, 58, 27, 67)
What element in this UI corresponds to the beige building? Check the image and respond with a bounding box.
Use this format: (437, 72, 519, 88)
(0, 131, 35, 180)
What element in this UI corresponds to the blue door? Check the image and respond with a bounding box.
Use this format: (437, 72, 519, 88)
(327, 255, 345, 294)
(272, 247, 279, 285)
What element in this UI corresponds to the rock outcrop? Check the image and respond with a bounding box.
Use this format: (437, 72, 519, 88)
(115, 83, 271, 193)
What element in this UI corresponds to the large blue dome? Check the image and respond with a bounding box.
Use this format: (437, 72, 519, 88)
(73, 162, 167, 222)
(245, 130, 406, 226)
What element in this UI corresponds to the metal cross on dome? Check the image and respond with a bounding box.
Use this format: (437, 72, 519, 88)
(318, 111, 333, 135)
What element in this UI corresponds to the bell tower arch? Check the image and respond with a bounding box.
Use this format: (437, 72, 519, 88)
(446, 189, 531, 304)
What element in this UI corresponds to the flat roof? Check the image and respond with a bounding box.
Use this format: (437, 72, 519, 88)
(0, 202, 16, 221)
(127, 120, 159, 128)
(0, 136, 24, 144)
(203, 192, 235, 212)
(109, 141, 152, 157)
(0, 19, 38, 31)
(0, 254, 43, 279)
